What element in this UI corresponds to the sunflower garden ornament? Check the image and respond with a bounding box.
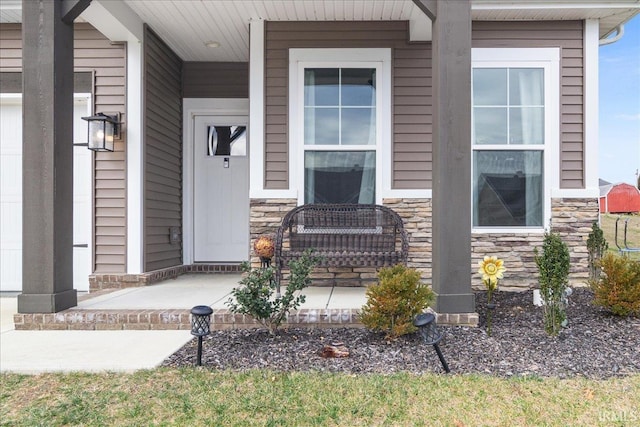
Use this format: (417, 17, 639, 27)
(477, 256, 506, 336)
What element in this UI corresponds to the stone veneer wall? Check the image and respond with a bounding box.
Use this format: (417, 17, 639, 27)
(248, 198, 433, 286)
(471, 198, 599, 290)
(91, 198, 597, 292)
(247, 197, 598, 291)
(382, 199, 433, 280)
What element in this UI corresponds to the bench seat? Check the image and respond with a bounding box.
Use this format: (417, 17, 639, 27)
(275, 203, 409, 287)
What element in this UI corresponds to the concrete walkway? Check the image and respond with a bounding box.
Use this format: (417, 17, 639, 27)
(1, 296, 192, 374)
(1, 274, 367, 374)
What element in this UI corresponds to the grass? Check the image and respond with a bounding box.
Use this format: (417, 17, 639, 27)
(2, 370, 639, 426)
(600, 214, 640, 260)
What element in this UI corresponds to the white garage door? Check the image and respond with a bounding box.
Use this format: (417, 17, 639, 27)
(0, 95, 92, 292)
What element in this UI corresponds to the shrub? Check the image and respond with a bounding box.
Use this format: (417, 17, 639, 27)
(534, 231, 570, 336)
(591, 253, 640, 316)
(226, 249, 320, 335)
(359, 265, 435, 339)
(587, 221, 608, 282)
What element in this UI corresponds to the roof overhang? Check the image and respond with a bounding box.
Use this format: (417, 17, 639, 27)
(1, 0, 638, 61)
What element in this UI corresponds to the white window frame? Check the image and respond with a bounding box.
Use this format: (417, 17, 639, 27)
(289, 48, 391, 205)
(472, 48, 560, 234)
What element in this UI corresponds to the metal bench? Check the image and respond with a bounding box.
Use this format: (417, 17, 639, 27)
(615, 217, 640, 255)
(274, 203, 409, 297)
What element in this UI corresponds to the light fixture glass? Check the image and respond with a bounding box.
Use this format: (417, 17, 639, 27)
(82, 113, 119, 152)
(205, 41, 220, 48)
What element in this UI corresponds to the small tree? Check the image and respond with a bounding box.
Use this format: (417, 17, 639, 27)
(360, 265, 435, 339)
(227, 249, 320, 335)
(587, 221, 608, 282)
(534, 231, 570, 336)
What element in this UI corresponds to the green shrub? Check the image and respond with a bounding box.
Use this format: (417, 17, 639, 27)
(359, 265, 435, 339)
(587, 221, 608, 282)
(591, 253, 640, 316)
(534, 231, 570, 336)
(226, 249, 320, 335)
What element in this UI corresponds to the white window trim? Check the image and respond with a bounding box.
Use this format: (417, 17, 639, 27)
(471, 48, 560, 234)
(579, 19, 600, 198)
(289, 48, 391, 205)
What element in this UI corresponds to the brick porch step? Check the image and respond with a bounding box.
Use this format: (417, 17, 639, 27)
(13, 308, 477, 330)
(12, 308, 364, 331)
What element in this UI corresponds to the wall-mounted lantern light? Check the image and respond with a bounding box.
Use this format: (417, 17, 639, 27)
(81, 112, 120, 152)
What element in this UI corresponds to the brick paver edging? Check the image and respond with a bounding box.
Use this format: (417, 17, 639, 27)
(13, 309, 478, 330)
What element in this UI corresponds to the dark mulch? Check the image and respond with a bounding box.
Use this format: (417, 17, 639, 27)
(162, 288, 640, 379)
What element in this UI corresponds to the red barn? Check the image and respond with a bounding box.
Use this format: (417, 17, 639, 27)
(600, 183, 640, 213)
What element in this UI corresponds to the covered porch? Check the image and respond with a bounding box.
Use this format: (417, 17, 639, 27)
(12, 274, 478, 330)
(11, 0, 637, 321)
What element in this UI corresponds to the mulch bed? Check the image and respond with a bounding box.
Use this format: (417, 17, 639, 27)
(163, 288, 640, 379)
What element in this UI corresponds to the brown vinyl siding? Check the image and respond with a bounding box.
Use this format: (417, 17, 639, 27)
(183, 62, 248, 98)
(0, 24, 21, 71)
(0, 22, 127, 273)
(143, 25, 183, 272)
(472, 20, 585, 189)
(265, 21, 432, 190)
(264, 20, 586, 191)
(393, 46, 432, 188)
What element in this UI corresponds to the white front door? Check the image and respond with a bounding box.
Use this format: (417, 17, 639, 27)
(193, 115, 249, 262)
(0, 95, 91, 292)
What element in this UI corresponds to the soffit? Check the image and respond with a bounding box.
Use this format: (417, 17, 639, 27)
(1, 1, 637, 61)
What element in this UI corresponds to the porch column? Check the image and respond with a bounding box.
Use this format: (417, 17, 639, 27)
(415, 0, 474, 313)
(18, 0, 90, 313)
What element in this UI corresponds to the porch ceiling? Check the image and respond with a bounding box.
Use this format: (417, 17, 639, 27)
(1, 1, 638, 61)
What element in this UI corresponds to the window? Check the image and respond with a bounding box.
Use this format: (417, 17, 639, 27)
(304, 68, 376, 203)
(472, 49, 559, 230)
(290, 49, 390, 205)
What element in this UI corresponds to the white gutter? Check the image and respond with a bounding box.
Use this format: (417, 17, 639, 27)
(599, 24, 625, 45)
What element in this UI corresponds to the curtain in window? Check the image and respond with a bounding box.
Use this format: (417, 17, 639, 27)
(473, 151, 543, 226)
(509, 68, 544, 145)
(305, 151, 375, 204)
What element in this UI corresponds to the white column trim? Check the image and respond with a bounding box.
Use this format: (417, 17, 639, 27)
(248, 19, 297, 199)
(552, 188, 600, 198)
(126, 40, 144, 274)
(584, 19, 600, 195)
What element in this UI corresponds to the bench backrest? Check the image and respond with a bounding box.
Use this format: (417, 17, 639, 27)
(276, 204, 408, 256)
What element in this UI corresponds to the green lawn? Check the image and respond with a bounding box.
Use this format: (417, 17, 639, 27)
(2, 370, 639, 426)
